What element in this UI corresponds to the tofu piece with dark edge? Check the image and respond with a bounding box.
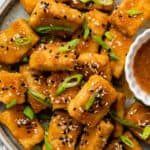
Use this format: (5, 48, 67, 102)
(68, 75, 117, 127)
(79, 120, 114, 150)
(48, 111, 82, 150)
(29, 43, 76, 71)
(0, 105, 44, 150)
(0, 19, 39, 64)
(0, 71, 27, 104)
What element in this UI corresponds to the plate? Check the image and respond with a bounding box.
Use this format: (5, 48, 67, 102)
(0, 0, 150, 150)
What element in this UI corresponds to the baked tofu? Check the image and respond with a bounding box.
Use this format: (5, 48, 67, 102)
(68, 75, 117, 127)
(29, 43, 76, 71)
(79, 120, 114, 150)
(105, 140, 123, 150)
(48, 111, 82, 150)
(125, 102, 150, 144)
(47, 72, 80, 110)
(122, 131, 143, 150)
(29, 0, 83, 37)
(103, 27, 133, 78)
(20, 0, 38, 14)
(112, 93, 125, 137)
(20, 65, 49, 113)
(0, 19, 39, 64)
(75, 53, 112, 81)
(85, 10, 108, 36)
(55, 0, 114, 11)
(110, 0, 150, 36)
(0, 105, 44, 150)
(0, 71, 27, 104)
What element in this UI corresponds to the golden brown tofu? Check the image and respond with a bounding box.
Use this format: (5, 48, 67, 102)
(79, 120, 114, 150)
(76, 52, 112, 81)
(20, 65, 49, 113)
(0, 19, 39, 64)
(47, 72, 80, 110)
(103, 27, 133, 78)
(55, 0, 114, 11)
(29, 0, 83, 37)
(122, 131, 143, 150)
(105, 140, 123, 150)
(0, 71, 26, 104)
(85, 10, 108, 36)
(20, 0, 38, 14)
(110, 0, 150, 36)
(0, 105, 44, 150)
(125, 102, 150, 144)
(68, 75, 117, 127)
(48, 111, 82, 150)
(29, 43, 76, 71)
(112, 93, 125, 137)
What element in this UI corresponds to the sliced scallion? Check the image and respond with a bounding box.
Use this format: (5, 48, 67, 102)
(98, 0, 113, 5)
(32, 145, 42, 150)
(83, 22, 90, 40)
(35, 25, 73, 34)
(23, 106, 34, 120)
(85, 94, 97, 110)
(104, 31, 113, 41)
(141, 126, 150, 140)
(44, 135, 53, 150)
(58, 39, 80, 53)
(56, 74, 83, 96)
(127, 10, 143, 17)
(109, 51, 119, 61)
(28, 89, 51, 108)
(120, 135, 134, 148)
(6, 99, 16, 109)
(109, 111, 139, 128)
(21, 56, 29, 63)
(15, 37, 32, 46)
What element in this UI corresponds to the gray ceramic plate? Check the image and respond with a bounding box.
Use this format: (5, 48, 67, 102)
(0, 0, 150, 150)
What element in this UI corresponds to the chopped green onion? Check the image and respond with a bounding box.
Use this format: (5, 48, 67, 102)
(32, 145, 42, 150)
(21, 56, 29, 63)
(58, 39, 80, 53)
(141, 126, 150, 140)
(104, 31, 113, 41)
(35, 26, 73, 34)
(56, 74, 83, 96)
(80, 0, 113, 5)
(109, 51, 119, 61)
(42, 121, 49, 131)
(15, 37, 32, 46)
(28, 89, 51, 108)
(110, 111, 139, 128)
(92, 35, 110, 50)
(44, 135, 53, 150)
(127, 10, 143, 17)
(83, 22, 90, 40)
(38, 114, 51, 120)
(85, 94, 97, 110)
(120, 135, 134, 148)
(23, 106, 35, 120)
(6, 99, 16, 109)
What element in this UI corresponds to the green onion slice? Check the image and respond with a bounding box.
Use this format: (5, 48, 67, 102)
(85, 94, 97, 110)
(56, 74, 83, 96)
(23, 106, 35, 120)
(120, 135, 134, 148)
(35, 26, 73, 34)
(80, 0, 113, 5)
(141, 126, 150, 140)
(44, 135, 53, 150)
(109, 51, 119, 61)
(15, 37, 32, 46)
(58, 39, 80, 53)
(32, 145, 42, 150)
(6, 99, 16, 109)
(21, 56, 29, 63)
(110, 111, 139, 128)
(104, 31, 113, 41)
(28, 89, 51, 108)
(83, 22, 90, 40)
(127, 10, 143, 17)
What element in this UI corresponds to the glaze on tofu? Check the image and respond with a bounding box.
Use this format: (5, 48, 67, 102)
(0, 19, 39, 64)
(0, 71, 27, 104)
(105, 140, 123, 150)
(48, 111, 82, 150)
(79, 120, 114, 150)
(68, 75, 117, 127)
(0, 105, 44, 150)
(47, 72, 80, 110)
(29, 43, 76, 71)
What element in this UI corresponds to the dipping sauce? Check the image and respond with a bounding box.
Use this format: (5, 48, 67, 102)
(133, 39, 150, 94)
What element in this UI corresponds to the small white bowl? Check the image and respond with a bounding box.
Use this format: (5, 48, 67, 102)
(125, 29, 150, 106)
